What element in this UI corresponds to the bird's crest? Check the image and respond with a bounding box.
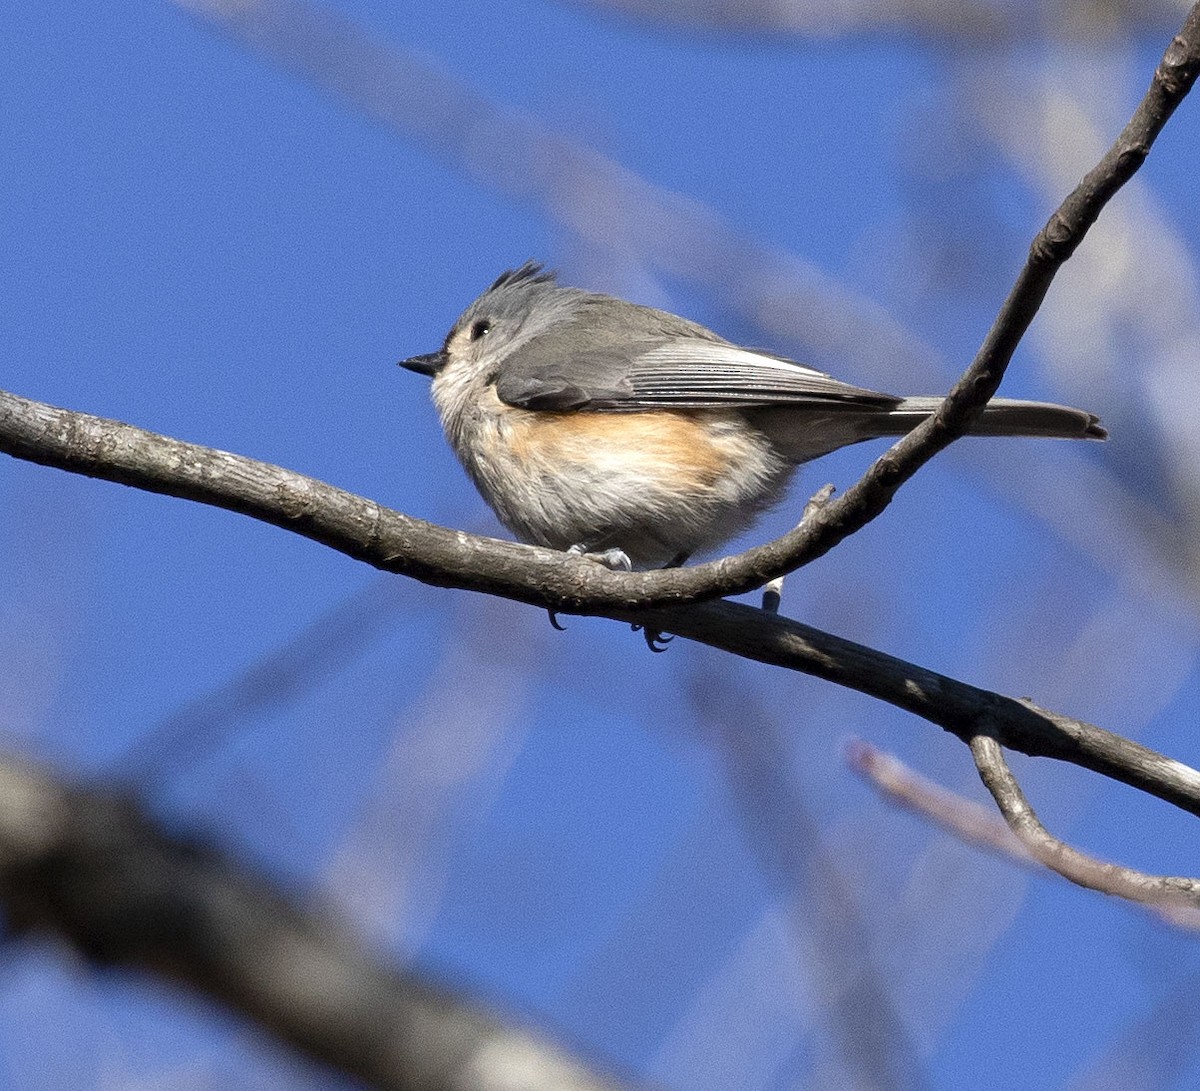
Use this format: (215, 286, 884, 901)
(488, 261, 556, 293)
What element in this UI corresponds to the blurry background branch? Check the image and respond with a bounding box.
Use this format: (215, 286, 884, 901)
(0, 750, 634, 1091)
(571, 0, 1187, 43)
(115, 575, 408, 787)
(846, 739, 1035, 863)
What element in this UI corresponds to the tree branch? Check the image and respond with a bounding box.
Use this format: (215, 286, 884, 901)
(850, 739, 1200, 930)
(5, 387, 1200, 818)
(969, 732, 1200, 912)
(0, 754, 635, 1091)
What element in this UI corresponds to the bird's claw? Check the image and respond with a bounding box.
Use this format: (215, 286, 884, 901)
(567, 543, 632, 572)
(631, 624, 673, 652)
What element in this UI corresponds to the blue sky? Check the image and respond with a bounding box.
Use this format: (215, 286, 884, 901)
(4, 2, 1200, 1088)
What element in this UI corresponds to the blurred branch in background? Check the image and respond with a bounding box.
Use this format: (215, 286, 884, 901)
(117, 575, 411, 788)
(322, 599, 537, 956)
(684, 675, 923, 1090)
(847, 739, 1033, 863)
(0, 751, 636, 1091)
(570, 0, 1187, 43)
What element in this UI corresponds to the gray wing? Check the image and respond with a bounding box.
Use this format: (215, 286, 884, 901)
(494, 327, 900, 412)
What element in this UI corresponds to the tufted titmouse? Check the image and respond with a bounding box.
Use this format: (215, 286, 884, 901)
(400, 262, 1105, 572)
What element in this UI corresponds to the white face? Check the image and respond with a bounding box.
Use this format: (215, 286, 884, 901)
(441, 314, 494, 377)
(430, 307, 511, 447)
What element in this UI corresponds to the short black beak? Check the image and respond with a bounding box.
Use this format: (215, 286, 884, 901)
(398, 350, 446, 377)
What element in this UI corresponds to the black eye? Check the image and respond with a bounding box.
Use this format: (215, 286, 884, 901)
(469, 319, 492, 342)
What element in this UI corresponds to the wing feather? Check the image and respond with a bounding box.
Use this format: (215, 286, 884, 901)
(496, 333, 899, 411)
(623, 343, 898, 405)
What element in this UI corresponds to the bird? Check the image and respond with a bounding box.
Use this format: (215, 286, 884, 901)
(399, 261, 1105, 576)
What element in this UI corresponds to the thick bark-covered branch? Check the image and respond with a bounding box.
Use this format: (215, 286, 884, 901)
(5, 388, 1200, 818)
(0, 755, 633, 1091)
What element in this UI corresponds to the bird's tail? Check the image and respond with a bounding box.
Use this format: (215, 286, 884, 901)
(753, 397, 1105, 464)
(887, 396, 1107, 440)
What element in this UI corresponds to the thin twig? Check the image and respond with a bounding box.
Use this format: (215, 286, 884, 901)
(851, 739, 1200, 930)
(969, 732, 1200, 914)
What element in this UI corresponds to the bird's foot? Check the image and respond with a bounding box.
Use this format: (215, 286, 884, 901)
(558, 544, 675, 651)
(631, 624, 673, 652)
(567, 543, 632, 571)
(548, 544, 635, 632)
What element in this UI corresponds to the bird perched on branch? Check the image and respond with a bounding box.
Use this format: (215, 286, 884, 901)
(400, 262, 1105, 577)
